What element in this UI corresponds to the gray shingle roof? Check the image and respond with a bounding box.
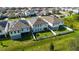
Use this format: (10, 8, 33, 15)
(28, 17, 37, 25)
(19, 20, 29, 26)
(0, 21, 8, 30)
(0, 21, 8, 28)
(42, 15, 63, 24)
(28, 17, 47, 26)
(9, 20, 30, 31)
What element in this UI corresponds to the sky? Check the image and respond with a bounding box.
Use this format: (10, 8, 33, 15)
(0, 0, 79, 59)
(0, 0, 79, 7)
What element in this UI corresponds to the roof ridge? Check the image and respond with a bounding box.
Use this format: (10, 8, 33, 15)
(34, 16, 44, 24)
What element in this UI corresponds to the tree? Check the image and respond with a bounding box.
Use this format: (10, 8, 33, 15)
(70, 24, 74, 29)
(50, 42, 54, 51)
(69, 11, 73, 16)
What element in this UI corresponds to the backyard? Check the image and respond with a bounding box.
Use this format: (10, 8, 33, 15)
(0, 14, 79, 51)
(0, 30, 78, 51)
(34, 31, 53, 40)
(7, 17, 32, 21)
(54, 25, 70, 35)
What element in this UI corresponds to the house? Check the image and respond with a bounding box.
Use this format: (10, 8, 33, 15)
(72, 9, 79, 14)
(0, 20, 9, 39)
(27, 17, 49, 33)
(0, 15, 64, 40)
(8, 20, 30, 39)
(41, 15, 64, 30)
(61, 7, 73, 11)
(25, 9, 36, 17)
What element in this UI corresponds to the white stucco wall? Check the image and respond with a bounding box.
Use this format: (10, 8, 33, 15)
(21, 27, 30, 33)
(9, 31, 21, 36)
(33, 23, 48, 32)
(4, 23, 9, 33)
(52, 21, 64, 27)
(0, 30, 5, 35)
(9, 27, 30, 36)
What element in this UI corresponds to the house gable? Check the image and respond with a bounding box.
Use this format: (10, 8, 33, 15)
(33, 17, 47, 26)
(29, 17, 49, 32)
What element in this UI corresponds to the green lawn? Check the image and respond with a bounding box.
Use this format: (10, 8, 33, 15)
(35, 31, 53, 39)
(54, 29, 69, 34)
(0, 30, 79, 51)
(63, 14, 79, 29)
(8, 18, 19, 21)
(8, 17, 32, 21)
(0, 14, 79, 51)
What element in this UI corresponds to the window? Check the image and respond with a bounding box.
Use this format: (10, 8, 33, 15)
(38, 28, 39, 31)
(14, 31, 16, 33)
(53, 23, 55, 26)
(27, 28, 28, 30)
(36, 29, 37, 32)
(18, 30, 20, 33)
(39, 24, 40, 27)
(22, 29, 23, 31)
(38, 24, 39, 27)
(39, 28, 41, 31)
(35, 25, 38, 27)
(0, 30, 1, 32)
(10, 32, 13, 34)
(40, 24, 42, 27)
(35, 25, 37, 27)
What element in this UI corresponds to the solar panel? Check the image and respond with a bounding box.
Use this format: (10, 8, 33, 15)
(19, 20, 27, 24)
(19, 20, 29, 26)
(0, 21, 8, 28)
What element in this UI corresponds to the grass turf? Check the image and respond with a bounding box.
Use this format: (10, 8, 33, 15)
(35, 31, 53, 39)
(0, 14, 79, 51)
(0, 30, 78, 51)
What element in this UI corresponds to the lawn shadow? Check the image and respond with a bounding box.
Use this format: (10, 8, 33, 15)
(0, 38, 10, 41)
(13, 33, 32, 41)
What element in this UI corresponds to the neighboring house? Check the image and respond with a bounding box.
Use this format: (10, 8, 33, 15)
(39, 10, 47, 16)
(41, 15, 64, 30)
(72, 9, 79, 14)
(59, 11, 70, 17)
(0, 21, 9, 39)
(28, 17, 49, 33)
(8, 20, 30, 39)
(61, 7, 73, 11)
(19, 20, 30, 33)
(25, 10, 36, 16)
(0, 15, 64, 40)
